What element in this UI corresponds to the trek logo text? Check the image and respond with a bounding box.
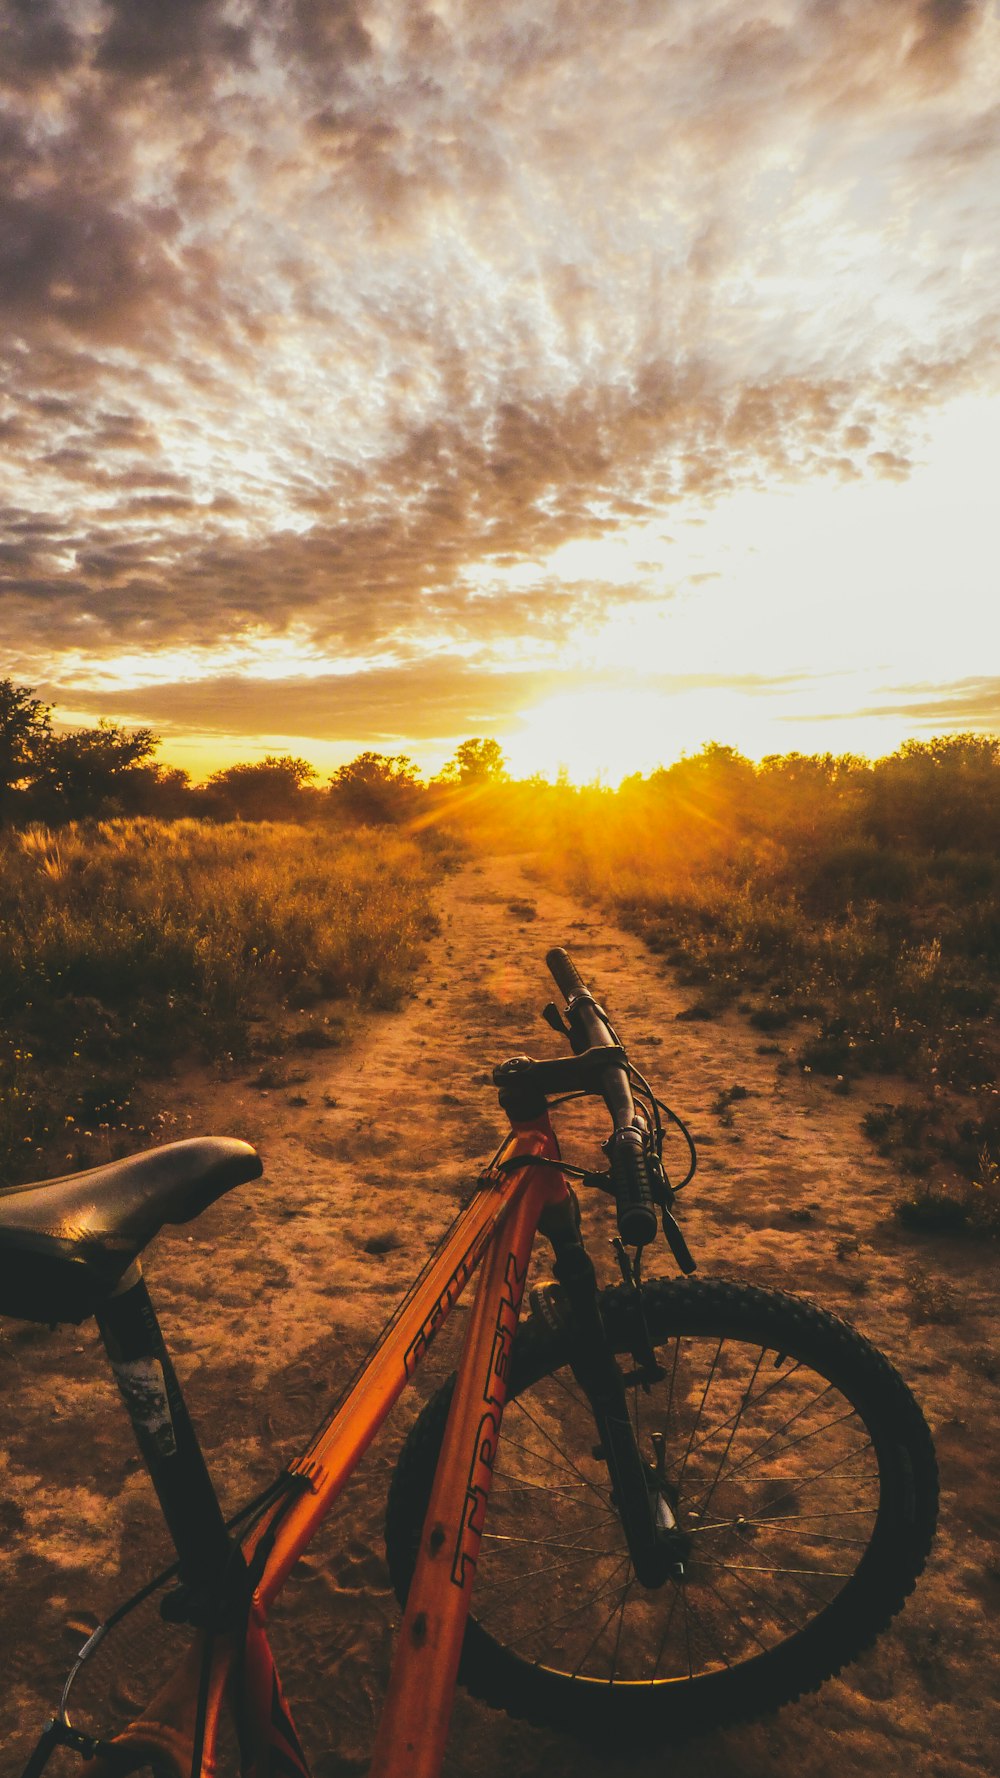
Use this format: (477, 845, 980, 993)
(451, 1249, 528, 1588)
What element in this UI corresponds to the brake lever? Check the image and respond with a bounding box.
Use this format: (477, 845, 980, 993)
(660, 1206, 697, 1275)
(647, 1151, 697, 1275)
(582, 1159, 698, 1275)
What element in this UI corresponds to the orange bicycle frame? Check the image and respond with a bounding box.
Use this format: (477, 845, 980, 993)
(85, 1109, 571, 1778)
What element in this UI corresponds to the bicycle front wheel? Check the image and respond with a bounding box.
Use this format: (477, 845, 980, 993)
(385, 1277, 938, 1740)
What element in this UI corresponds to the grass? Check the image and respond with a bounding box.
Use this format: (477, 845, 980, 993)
(521, 737, 1000, 1218)
(710, 1084, 751, 1126)
(5, 734, 1000, 1235)
(897, 1146, 1000, 1237)
(0, 819, 442, 1185)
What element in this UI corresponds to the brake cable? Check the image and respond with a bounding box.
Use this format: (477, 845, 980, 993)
(627, 1062, 697, 1192)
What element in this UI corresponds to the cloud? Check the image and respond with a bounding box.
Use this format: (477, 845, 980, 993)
(0, 1, 84, 95)
(40, 661, 804, 748)
(53, 661, 556, 745)
(850, 677, 1000, 729)
(94, 0, 253, 87)
(2, 1, 999, 713)
(3, 348, 978, 679)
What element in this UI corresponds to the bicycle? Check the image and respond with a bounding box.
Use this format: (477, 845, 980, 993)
(4, 946, 938, 1777)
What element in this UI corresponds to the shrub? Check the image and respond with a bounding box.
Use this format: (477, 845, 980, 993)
(0, 819, 439, 1184)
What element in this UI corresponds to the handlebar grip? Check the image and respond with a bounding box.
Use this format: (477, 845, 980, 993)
(545, 947, 588, 1002)
(606, 1127, 659, 1247)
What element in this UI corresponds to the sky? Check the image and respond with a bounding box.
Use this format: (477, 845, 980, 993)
(2, 0, 999, 785)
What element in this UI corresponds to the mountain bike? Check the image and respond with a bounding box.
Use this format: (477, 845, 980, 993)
(5, 946, 938, 1777)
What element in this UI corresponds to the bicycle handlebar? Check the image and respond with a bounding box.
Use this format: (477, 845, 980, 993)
(545, 948, 659, 1248)
(545, 946, 588, 1005)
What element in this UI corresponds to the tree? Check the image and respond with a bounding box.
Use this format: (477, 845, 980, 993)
(865, 734, 1000, 854)
(0, 680, 51, 820)
(206, 755, 318, 821)
(329, 752, 420, 824)
(31, 720, 159, 820)
(125, 763, 193, 819)
(437, 737, 508, 786)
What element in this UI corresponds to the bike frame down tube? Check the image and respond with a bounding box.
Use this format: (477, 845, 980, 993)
(84, 1112, 570, 1778)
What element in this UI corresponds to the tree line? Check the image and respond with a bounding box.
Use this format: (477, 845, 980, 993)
(5, 676, 999, 852)
(0, 680, 506, 825)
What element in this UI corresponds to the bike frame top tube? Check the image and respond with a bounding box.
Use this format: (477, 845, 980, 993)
(85, 1112, 571, 1778)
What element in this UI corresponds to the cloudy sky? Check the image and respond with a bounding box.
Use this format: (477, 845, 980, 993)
(2, 0, 999, 783)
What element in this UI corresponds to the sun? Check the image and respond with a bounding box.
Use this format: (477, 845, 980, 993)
(503, 689, 695, 786)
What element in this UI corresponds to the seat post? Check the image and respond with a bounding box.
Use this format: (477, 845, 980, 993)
(96, 1263, 240, 1595)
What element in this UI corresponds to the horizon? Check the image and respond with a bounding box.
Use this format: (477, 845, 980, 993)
(3, 5, 999, 773)
(32, 684, 1000, 794)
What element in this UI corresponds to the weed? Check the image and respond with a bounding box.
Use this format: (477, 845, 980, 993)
(710, 1084, 750, 1126)
(289, 1025, 343, 1050)
(525, 736, 1000, 1194)
(964, 1146, 1000, 1237)
(0, 819, 440, 1184)
(895, 1188, 968, 1233)
(749, 1006, 790, 1032)
(862, 1101, 937, 1175)
(506, 900, 537, 921)
(906, 1269, 962, 1324)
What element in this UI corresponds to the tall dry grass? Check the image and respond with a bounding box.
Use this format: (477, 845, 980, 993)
(518, 741, 1000, 1206)
(0, 819, 441, 1183)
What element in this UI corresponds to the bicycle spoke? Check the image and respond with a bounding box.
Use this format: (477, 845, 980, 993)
(697, 1541, 807, 1639)
(674, 1336, 725, 1495)
(506, 1395, 611, 1509)
(692, 1507, 876, 1530)
(486, 1554, 632, 1659)
(675, 1583, 736, 1672)
(690, 1522, 871, 1546)
(492, 1473, 604, 1497)
(608, 1562, 636, 1682)
(736, 1436, 875, 1512)
(569, 1566, 636, 1679)
(695, 1557, 856, 1580)
(686, 1568, 774, 1661)
(691, 1344, 767, 1523)
(697, 1398, 859, 1500)
(680, 1566, 696, 1678)
(650, 1577, 684, 1680)
(681, 1357, 808, 1467)
(473, 1542, 625, 1610)
(481, 1530, 615, 1555)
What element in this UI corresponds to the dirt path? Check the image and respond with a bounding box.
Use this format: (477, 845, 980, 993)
(2, 854, 997, 1776)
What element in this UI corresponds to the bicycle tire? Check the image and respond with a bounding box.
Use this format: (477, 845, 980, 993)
(384, 1277, 938, 1740)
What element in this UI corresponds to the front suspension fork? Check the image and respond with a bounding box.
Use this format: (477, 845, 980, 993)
(539, 1194, 683, 1589)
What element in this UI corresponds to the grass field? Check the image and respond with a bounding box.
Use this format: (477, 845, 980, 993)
(0, 819, 443, 1185)
(3, 735, 999, 1234)
(524, 739, 1000, 1229)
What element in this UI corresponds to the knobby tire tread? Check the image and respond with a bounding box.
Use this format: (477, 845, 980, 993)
(384, 1277, 938, 1742)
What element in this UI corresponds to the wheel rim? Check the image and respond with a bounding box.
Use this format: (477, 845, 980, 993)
(469, 1331, 884, 1687)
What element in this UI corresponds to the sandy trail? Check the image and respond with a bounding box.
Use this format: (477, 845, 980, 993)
(1, 853, 996, 1776)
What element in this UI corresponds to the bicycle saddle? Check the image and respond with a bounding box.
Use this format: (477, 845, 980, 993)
(0, 1137, 262, 1325)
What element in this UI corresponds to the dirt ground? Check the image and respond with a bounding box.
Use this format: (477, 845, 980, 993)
(1, 853, 997, 1777)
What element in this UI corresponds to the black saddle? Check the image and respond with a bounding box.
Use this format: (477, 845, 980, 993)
(0, 1138, 263, 1325)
